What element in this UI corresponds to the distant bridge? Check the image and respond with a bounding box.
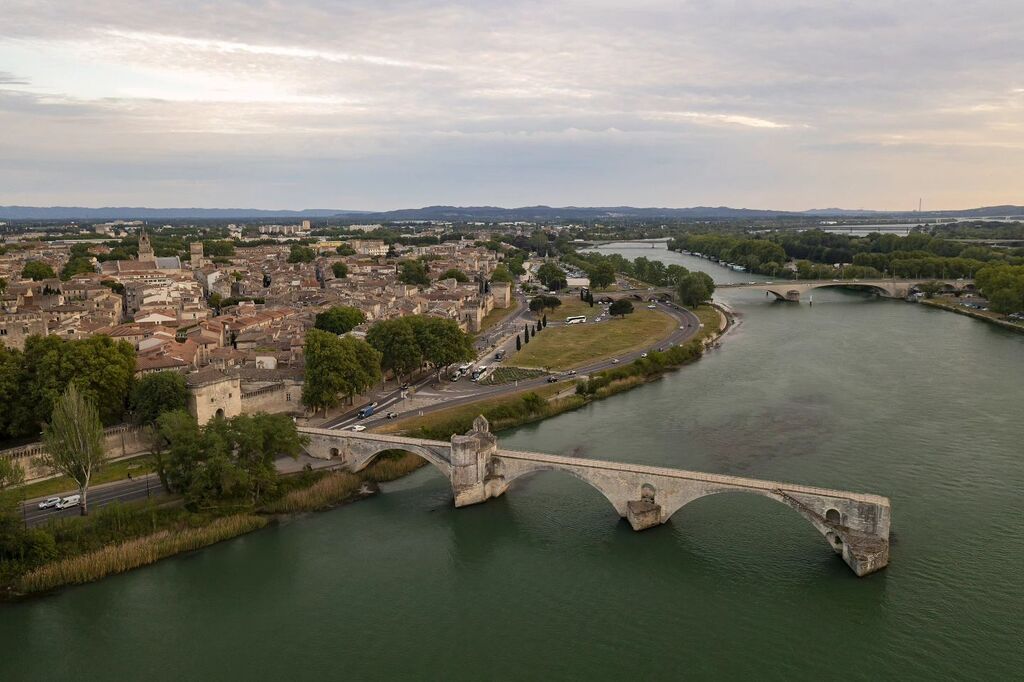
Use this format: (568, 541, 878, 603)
(599, 279, 973, 303)
(299, 418, 891, 576)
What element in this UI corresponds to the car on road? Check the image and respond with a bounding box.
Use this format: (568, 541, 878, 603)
(38, 496, 62, 510)
(567, 369, 577, 375)
(349, 424, 366, 432)
(611, 358, 619, 364)
(386, 412, 398, 420)
(640, 352, 648, 358)
(647, 304, 656, 309)
(56, 494, 81, 510)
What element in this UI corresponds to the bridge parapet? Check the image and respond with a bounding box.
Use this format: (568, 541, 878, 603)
(296, 422, 891, 576)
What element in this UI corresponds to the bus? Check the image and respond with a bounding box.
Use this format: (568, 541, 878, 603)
(565, 315, 587, 325)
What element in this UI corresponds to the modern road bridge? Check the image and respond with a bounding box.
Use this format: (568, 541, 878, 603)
(601, 278, 973, 303)
(299, 419, 891, 577)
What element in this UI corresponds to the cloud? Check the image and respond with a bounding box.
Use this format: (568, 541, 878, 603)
(0, 0, 1021, 209)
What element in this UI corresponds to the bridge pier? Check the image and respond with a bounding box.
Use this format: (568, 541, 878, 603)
(449, 415, 502, 507)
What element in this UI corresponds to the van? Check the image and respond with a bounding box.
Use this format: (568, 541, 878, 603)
(57, 494, 81, 509)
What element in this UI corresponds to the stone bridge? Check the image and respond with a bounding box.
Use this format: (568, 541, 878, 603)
(600, 279, 972, 303)
(299, 418, 891, 577)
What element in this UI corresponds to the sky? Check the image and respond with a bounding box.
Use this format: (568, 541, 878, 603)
(1, 0, 1022, 211)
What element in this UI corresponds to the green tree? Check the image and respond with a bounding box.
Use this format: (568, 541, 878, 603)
(39, 384, 106, 515)
(314, 306, 366, 335)
(60, 257, 96, 281)
(676, 272, 716, 307)
(367, 318, 423, 382)
(21, 261, 56, 281)
(335, 244, 356, 256)
(302, 329, 382, 415)
(0, 456, 24, 491)
(609, 300, 634, 318)
(516, 335, 521, 351)
(440, 268, 469, 283)
(129, 371, 188, 424)
(331, 262, 349, 279)
(12, 335, 135, 436)
(529, 295, 562, 313)
(409, 316, 474, 377)
(916, 281, 944, 299)
(536, 262, 567, 290)
(287, 244, 316, 263)
(399, 260, 430, 285)
(490, 264, 514, 283)
(588, 261, 616, 289)
(155, 411, 303, 509)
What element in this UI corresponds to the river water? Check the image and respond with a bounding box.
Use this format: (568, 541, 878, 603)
(2, 243, 1022, 680)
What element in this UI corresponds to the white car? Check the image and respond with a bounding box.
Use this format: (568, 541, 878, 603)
(56, 494, 81, 509)
(38, 496, 62, 510)
(647, 304, 656, 309)
(611, 358, 619, 364)
(349, 424, 366, 432)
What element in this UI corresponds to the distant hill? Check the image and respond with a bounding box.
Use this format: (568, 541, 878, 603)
(1, 204, 1021, 222)
(0, 206, 368, 221)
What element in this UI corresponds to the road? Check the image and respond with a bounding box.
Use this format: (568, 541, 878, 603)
(326, 298, 702, 431)
(15, 298, 703, 523)
(20, 473, 162, 526)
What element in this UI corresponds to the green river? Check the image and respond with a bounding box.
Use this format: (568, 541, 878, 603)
(2, 242, 1022, 680)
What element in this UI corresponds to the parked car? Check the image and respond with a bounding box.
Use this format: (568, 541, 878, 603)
(56, 494, 81, 510)
(38, 496, 62, 510)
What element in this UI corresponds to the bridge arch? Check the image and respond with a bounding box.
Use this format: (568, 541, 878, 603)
(350, 444, 453, 481)
(662, 488, 849, 556)
(496, 464, 632, 518)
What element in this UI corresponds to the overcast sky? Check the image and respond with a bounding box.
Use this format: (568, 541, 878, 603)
(1, 1, 1021, 211)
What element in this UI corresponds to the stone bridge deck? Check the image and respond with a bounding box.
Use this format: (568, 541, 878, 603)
(602, 279, 973, 303)
(298, 420, 892, 577)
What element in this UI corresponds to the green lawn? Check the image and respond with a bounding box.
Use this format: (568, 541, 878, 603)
(536, 296, 599, 321)
(12, 455, 156, 501)
(512, 309, 676, 370)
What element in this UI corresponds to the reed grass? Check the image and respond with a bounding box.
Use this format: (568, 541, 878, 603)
(261, 472, 362, 513)
(16, 514, 267, 593)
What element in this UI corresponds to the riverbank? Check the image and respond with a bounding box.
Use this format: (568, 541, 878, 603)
(382, 303, 729, 440)
(919, 297, 1024, 335)
(1, 451, 429, 600)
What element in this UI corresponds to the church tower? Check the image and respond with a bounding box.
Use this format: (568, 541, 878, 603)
(138, 228, 155, 262)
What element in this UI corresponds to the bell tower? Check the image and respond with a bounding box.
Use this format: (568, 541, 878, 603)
(138, 228, 155, 262)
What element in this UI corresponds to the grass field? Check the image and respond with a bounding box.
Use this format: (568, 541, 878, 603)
(512, 308, 675, 369)
(535, 296, 598, 321)
(14, 455, 156, 500)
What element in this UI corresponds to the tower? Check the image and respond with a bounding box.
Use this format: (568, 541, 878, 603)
(190, 241, 205, 269)
(138, 228, 155, 262)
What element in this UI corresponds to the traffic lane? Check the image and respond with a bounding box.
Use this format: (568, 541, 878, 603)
(373, 304, 702, 425)
(22, 474, 161, 526)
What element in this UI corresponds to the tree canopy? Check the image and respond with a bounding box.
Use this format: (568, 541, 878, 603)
(314, 306, 366, 335)
(440, 268, 469, 283)
(489, 264, 514, 283)
(536, 262, 567, 290)
(21, 261, 55, 281)
(609, 300, 634, 318)
(676, 272, 716, 307)
(287, 244, 316, 263)
(331, 262, 348, 279)
(302, 329, 382, 414)
(529, 295, 561, 313)
(154, 410, 304, 509)
(129, 371, 189, 424)
(399, 259, 430, 285)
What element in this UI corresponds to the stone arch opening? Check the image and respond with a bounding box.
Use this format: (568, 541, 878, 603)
(498, 466, 628, 518)
(663, 489, 849, 562)
(825, 508, 842, 525)
(329, 447, 340, 458)
(640, 483, 656, 503)
(354, 446, 452, 482)
(214, 408, 225, 419)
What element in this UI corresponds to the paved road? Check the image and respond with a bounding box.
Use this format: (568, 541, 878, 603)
(337, 299, 703, 431)
(20, 474, 162, 526)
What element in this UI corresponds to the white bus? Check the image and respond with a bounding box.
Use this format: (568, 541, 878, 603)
(565, 316, 587, 325)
